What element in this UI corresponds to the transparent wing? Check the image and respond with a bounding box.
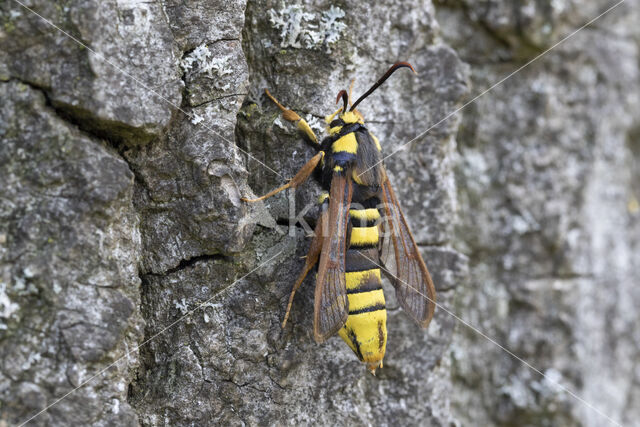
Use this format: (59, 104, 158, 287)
(313, 172, 352, 342)
(379, 168, 436, 327)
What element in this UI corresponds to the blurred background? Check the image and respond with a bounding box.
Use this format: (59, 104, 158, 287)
(0, 0, 638, 425)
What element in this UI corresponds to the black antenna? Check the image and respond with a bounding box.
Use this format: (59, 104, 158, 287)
(335, 89, 349, 113)
(350, 61, 416, 111)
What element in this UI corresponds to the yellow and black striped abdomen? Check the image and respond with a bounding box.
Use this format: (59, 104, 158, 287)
(338, 206, 387, 373)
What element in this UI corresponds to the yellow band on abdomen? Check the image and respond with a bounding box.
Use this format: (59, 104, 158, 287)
(349, 208, 380, 222)
(345, 268, 382, 291)
(347, 289, 385, 312)
(350, 226, 379, 247)
(338, 291, 387, 367)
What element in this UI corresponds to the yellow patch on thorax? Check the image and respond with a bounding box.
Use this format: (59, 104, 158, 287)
(332, 132, 358, 154)
(345, 269, 381, 290)
(329, 126, 342, 135)
(350, 226, 379, 246)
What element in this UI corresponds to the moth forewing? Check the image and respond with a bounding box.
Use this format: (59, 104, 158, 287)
(353, 131, 384, 186)
(312, 172, 352, 342)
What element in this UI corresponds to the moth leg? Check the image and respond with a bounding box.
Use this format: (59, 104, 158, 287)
(265, 89, 319, 145)
(282, 204, 328, 328)
(242, 151, 324, 202)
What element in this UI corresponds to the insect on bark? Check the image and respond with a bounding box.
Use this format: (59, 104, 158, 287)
(243, 62, 436, 374)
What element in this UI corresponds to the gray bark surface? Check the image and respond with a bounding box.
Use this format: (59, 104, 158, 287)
(0, 0, 638, 426)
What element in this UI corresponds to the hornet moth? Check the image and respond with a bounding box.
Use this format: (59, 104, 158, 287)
(243, 62, 436, 374)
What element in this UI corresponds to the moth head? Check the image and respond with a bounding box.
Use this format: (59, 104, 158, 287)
(324, 89, 364, 133)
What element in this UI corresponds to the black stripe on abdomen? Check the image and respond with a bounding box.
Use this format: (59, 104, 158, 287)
(349, 303, 386, 315)
(345, 248, 379, 272)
